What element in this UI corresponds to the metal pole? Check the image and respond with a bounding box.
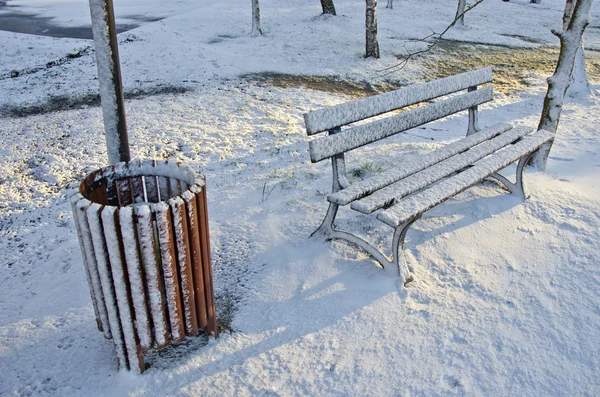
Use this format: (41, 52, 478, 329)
(89, 0, 130, 164)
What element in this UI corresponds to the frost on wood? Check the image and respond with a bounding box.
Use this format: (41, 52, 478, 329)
(309, 86, 493, 162)
(378, 130, 555, 227)
(152, 202, 185, 343)
(169, 196, 198, 336)
(304, 67, 492, 135)
(86, 203, 128, 370)
(135, 205, 168, 347)
(183, 190, 209, 329)
(328, 123, 512, 205)
(352, 126, 534, 214)
(70, 194, 104, 333)
(119, 206, 152, 350)
(101, 206, 143, 373)
(532, 0, 592, 170)
(88, 0, 129, 164)
(76, 199, 112, 339)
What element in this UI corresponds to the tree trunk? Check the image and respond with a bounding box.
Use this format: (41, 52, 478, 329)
(563, 0, 590, 96)
(386, 0, 393, 9)
(365, 0, 380, 58)
(250, 0, 263, 36)
(455, 0, 466, 26)
(321, 0, 336, 15)
(532, 0, 592, 170)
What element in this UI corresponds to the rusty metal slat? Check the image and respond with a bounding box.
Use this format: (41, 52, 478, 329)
(198, 184, 217, 336)
(135, 205, 169, 348)
(102, 204, 144, 372)
(131, 176, 146, 204)
(118, 206, 153, 350)
(169, 197, 199, 337)
(158, 176, 170, 202)
(87, 204, 128, 369)
(183, 190, 208, 330)
(153, 203, 185, 344)
(117, 179, 132, 206)
(76, 199, 112, 339)
(70, 194, 104, 333)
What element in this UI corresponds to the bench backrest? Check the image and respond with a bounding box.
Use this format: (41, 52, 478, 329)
(305, 67, 493, 163)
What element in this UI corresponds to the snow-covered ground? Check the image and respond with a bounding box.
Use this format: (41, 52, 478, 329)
(1, 0, 599, 396)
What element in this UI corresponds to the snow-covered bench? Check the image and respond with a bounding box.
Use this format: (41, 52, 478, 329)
(304, 67, 553, 286)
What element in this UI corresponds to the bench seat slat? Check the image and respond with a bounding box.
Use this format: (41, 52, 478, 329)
(352, 126, 534, 214)
(328, 123, 512, 206)
(304, 67, 492, 135)
(377, 129, 555, 228)
(309, 86, 493, 163)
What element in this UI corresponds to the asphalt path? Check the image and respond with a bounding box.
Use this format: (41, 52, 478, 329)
(0, 0, 147, 39)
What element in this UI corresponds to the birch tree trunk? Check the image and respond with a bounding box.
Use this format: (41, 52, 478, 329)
(563, 0, 590, 96)
(532, 0, 593, 170)
(250, 0, 263, 36)
(365, 0, 380, 58)
(455, 0, 466, 26)
(321, 0, 336, 15)
(386, 0, 393, 9)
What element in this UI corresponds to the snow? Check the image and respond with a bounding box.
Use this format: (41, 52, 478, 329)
(305, 67, 492, 135)
(151, 202, 185, 343)
(329, 123, 513, 206)
(135, 204, 168, 347)
(101, 206, 143, 373)
(86, 202, 128, 369)
(1, 0, 600, 395)
(118, 206, 152, 350)
(351, 126, 535, 214)
(378, 130, 555, 227)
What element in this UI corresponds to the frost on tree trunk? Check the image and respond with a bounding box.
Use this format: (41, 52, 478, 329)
(250, 0, 263, 36)
(563, 0, 590, 96)
(532, 0, 592, 170)
(321, 0, 336, 15)
(365, 0, 380, 58)
(386, 0, 393, 9)
(455, 0, 466, 26)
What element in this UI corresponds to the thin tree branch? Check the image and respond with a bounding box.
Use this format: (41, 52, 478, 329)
(379, 0, 486, 76)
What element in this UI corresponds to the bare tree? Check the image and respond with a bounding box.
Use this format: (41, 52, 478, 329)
(320, 0, 336, 15)
(532, 0, 593, 170)
(366, 0, 380, 58)
(386, 0, 394, 9)
(455, 0, 466, 26)
(251, 0, 263, 36)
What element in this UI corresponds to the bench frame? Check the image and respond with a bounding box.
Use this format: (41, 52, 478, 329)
(305, 68, 540, 285)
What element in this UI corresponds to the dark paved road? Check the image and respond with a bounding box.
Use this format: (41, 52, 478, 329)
(0, 0, 147, 39)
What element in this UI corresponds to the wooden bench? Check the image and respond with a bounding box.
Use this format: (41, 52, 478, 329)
(304, 67, 553, 286)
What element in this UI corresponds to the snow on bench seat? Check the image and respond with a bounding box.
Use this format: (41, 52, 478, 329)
(327, 123, 512, 206)
(351, 125, 534, 214)
(377, 129, 555, 228)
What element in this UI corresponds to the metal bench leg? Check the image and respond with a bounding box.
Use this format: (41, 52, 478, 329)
(311, 201, 419, 286)
(488, 153, 534, 200)
(391, 217, 420, 286)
